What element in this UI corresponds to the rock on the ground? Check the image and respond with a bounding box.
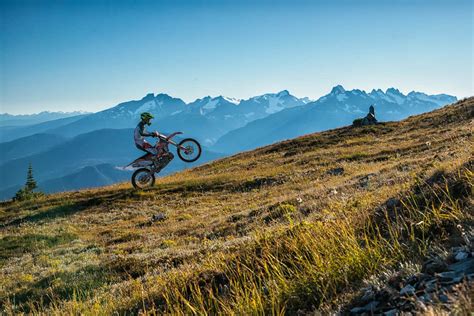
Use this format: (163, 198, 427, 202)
(439, 293, 449, 303)
(350, 306, 365, 314)
(151, 213, 167, 222)
(343, 226, 473, 315)
(454, 251, 469, 261)
(400, 284, 415, 296)
(327, 167, 344, 176)
(385, 198, 401, 210)
(448, 257, 474, 274)
(422, 258, 448, 275)
(363, 300, 379, 311)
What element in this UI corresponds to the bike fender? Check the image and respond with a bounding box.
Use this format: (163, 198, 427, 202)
(167, 131, 183, 140)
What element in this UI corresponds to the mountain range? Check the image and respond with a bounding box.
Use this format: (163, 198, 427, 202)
(0, 111, 89, 127)
(213, 86, 457, 153)
(0, 114, 91, 142)
(0, 86, 457, 199)
(0, 128, 222, 199)
(8, 91, 310, 146)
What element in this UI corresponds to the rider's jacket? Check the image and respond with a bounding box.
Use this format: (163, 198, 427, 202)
(134, 121, 154, 148)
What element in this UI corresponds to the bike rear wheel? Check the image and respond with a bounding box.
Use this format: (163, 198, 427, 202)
(132, 168, 155, 189)
(177, 138, 202, 162)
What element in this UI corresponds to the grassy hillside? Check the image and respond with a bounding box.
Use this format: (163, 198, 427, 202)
(0, 98, 472, 314)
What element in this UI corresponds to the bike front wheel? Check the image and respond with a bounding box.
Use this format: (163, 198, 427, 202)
(132, 168, 155, 189)
(177, 138, 202, 162)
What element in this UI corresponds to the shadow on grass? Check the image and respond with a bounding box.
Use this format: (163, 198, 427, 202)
(0, 232, 77, 263)
(1, 189, 136, 228)
(6, 265, 116, 313)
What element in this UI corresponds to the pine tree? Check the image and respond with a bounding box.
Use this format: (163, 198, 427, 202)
(26, 163, 38, 191)
(14, 163, 43, 201)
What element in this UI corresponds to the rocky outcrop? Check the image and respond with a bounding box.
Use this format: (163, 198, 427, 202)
(353, 105, 378, 127)
(347, 244, 474, 315)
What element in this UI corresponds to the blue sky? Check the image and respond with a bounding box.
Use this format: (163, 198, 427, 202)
(0, 0, 472, 114)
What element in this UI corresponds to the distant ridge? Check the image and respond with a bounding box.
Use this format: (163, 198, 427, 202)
(0, 111, 90, 127)
(212, 85, 457, 153)
(0, 86, 457, 199)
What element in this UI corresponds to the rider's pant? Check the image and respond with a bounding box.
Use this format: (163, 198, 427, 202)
(136, 143, 174, 170)
(136, 143, 158, 156)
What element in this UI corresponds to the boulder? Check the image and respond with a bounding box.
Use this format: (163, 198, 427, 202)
(327, 167, 345, 176)
(353, 105, 378, 126)
(151, 212, 167, 222)
(422, 259, 448, 275)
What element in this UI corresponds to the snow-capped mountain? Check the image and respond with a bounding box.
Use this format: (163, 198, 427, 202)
(186, 95, 240, 116)
(245, 90, 306, 114)
(313, 85, 456, 121)
(42, 93, 187, 137)
(155, 91, 309, 145)
(212, 86, 457, 153)
(234, 90, 306, 126)
(186, 90, 306, 119)
(0, 86, 457, 199)
(2, 87, 455, 149)
(98, 93, 187, 121)
(33, 91, 309, 145)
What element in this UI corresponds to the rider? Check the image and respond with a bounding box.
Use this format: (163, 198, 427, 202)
(134, 112, 174, 168)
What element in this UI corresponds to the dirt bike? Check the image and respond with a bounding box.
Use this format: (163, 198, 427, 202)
(127, 132, 201, 189)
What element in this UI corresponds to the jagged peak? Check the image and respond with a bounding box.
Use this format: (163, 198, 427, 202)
(407, 91, 426, 97)
(141, 93, 155, 101)
(330, 85, 346, 95)
(386, 88, 405, 96)
(218, 96, 240, 104)
(370, 88, 384, 94)
(277, 90, 290, 97)
(214, 95, 229, 101)
(155, 93, 174, 99)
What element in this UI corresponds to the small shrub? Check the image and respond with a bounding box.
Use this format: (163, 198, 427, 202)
(353, 118, 363, 126)
(177, 213, 192, 221)
(19, 274, 34, 283)
(14, 188, 44, 202)
(264, 203, 297, 222)
(160, 239, 177, 249)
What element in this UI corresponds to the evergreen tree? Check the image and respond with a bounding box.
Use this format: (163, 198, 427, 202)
(26, 163, 38, 191)
(14, 163, 43, 201)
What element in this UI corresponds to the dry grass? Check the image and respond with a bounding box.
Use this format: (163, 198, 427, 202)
(0, 98, 473, 314)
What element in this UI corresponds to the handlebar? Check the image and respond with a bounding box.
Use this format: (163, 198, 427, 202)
(153, 132, 166, 139)
(154, 131, 183, 141)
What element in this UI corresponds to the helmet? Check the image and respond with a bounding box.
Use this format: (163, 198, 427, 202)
(140, 112, 154, 125)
